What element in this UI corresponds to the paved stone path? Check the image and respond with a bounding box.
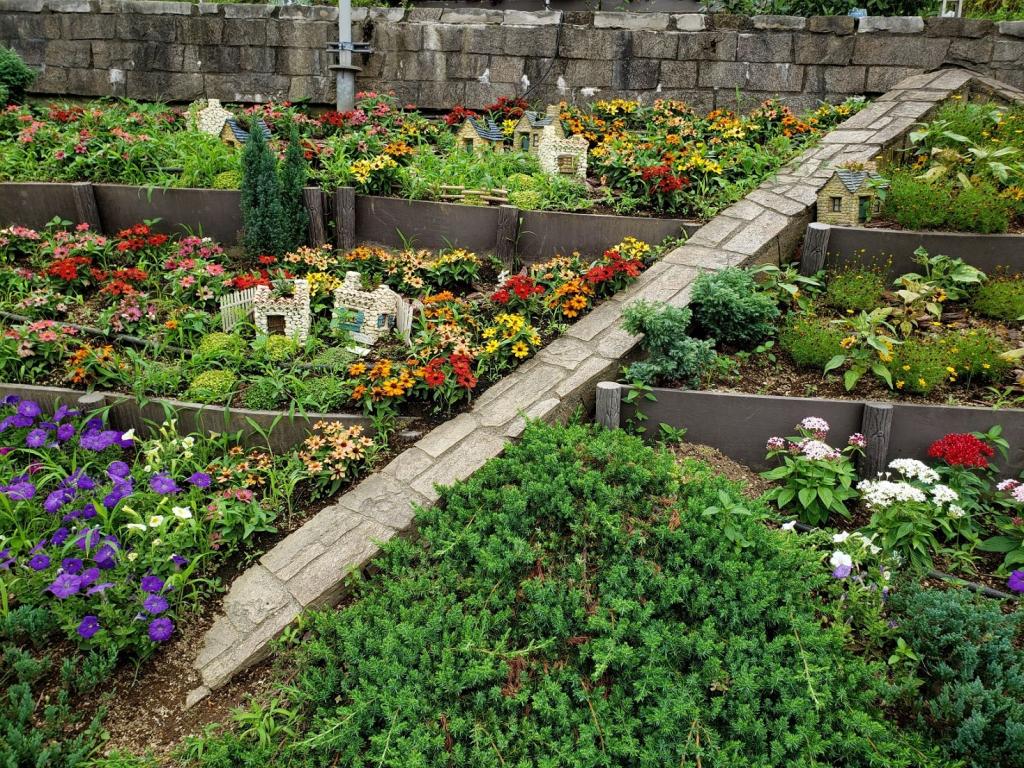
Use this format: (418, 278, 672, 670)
(188, 69, 1024, 704)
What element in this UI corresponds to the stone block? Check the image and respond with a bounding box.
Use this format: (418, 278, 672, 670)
(463, 24, 505, 53)
(615, 58, 659, 90)
(445, 52, 489, 80)
(633, 30, 678, 59)
(746, 62, 804, 91)
(175, 16, 222, 46)
(463, 81, 514, 106)
(182, 44, 238, 73)
(115, 14, 176, 43)
(422, 23, 463, 52)
(67, 66, 116, 95)
(924, 17, 994, 37)
(504, 9, 560, 25)
(240, 46, 277, 74)
(1000, 20, 1024, 38)
(223, 18, 266, 46)
(807, 15, 855, 34)
(288, 75, 333, 104)
(415, 413, 480, 458)
(660, 60, 698, 87)
(277, 4, 336, 21)
(260, 504, 362, 581)
(504, 25, 558, 57)
(45, 0, 93, 11)
(865, 66, 922, 93)
(737, 32, 793, 62)
(678, 30, 737, 61)
(752, 15, 805, 30)
(593, 11, 670, 31)
(406, 7, 442, 21)
(440, 8, 502, 24)
(123, 0, 189, 14)
(536, 335, 599, 369)
(284, 521, 390, 608)
(990, 67, 1024, 90)
(697, 60, 746, 88)
(710, 13, 752, 30)
(565, 298, 625, 342)
(383, 50, 445, 82)
(0, 12, 60, 39)
(30, 63, 68, 93)
(9, 38, 44, 66)
(994, 40, 1024, 64)
(61, 13, 115, 39)
(794, 32, 854, 65)
(947, 37, 993, 66)
(45, 39, 92, 68)
(367, 7, 404, 23)
(857, 16, 925, 34)
(474, 365, 567, 428)
(222, 3, 270, 18)
(338, 474, 423, 532)
(203, 72, 290, 102)
(673, 13, 706, 32)
(824, 65, 866, 94)
(267, 19, 333, 49)
(127, 70, 203, 101)
(488, 54, 524, 83)
(410, 430, 507, 498)
(417, 80, 466, 109)
(1, 0, 44, 10)
(563, 58, 614, 88)
(552, 355, 618, 400)
(558, 26, 627, 59)
(853, 34, 934, 67)
(375, 22, 423, 52)
(505, 396, 563, 439)
(684, 214, 744, 247)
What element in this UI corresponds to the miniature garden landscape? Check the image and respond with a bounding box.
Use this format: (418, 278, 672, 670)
(5, 5, 1024, 767)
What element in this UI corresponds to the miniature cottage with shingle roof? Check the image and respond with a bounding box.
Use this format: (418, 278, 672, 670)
(513, 106, 563, 154)
(817, 165, 884, 226)
(456, 117, 506, 153)
(332, 272, 401, 345)
(220, 118, 271, 148)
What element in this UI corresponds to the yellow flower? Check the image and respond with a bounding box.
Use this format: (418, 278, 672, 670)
(840, 336, 857, 349)
(918, 378, 926, 388)
(348, 362, 367, 376)
(484, 339, 499, 354)
(511, 341, 530, 358)
(896, 380, 904, 390)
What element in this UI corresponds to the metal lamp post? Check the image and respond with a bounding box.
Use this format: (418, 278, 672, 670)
(328, 0, 372, 112)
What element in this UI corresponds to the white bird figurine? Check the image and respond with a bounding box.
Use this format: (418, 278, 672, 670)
(556, 75, 567, 95)
(580, 87, 599, 98)
(478, 69, 490, 84)
(520, 74, 530, 92)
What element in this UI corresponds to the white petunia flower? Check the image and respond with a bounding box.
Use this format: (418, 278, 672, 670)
(832, 531, 851, 543)
(148, 515, 165, 528)
(121, 429, 135, 442)
(172, 506, 193, 520)
(830, 550, 853, 569)
(125, 523, 147, 532)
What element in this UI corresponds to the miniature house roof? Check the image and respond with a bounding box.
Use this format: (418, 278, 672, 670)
(223, 117, 271, 143)
(518, 111, 555, 129)
(195, 99, 234, 135)
(833, 169, 880, 194)
(464, 117, 504, 141)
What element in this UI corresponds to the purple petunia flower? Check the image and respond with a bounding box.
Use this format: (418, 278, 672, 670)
(75, 529, 101, 551)
(17, 400, 41, 420)
(0, 548, 13, 570)
(187, 472, 212, 489)
(832, 564, 853, 579)
(3, 395, 20, 406)
(10, 414, 33, 429)
(2, 478, 36, 501)
(149, 473, 180, 495)
(140, 574, 165, 594)
(92, 544, 117, 570)
(55, 423, 75, 442)
(50, 527, 69, 546)
(77, 615, 100, 639)
(1008, 570, 1024, 594)
(25, 428, 48, 448)
(75, 474, 95, 491)
(27, 553, 50, 571)
(79, 429, 120, 452)
(79, 567, 100, 587)
(86, 582, 113, 595)
(107, 461, 130, 479)
(170, 554, 188, 569)
(44, 487, 75, 514)
(143, 593, 169, 614)
(147, 617, 174, 643)
(49, 572, 82, 599)
(61, 557, 83, 574)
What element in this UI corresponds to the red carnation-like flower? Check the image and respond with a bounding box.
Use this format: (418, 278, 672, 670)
(927, 433, 994, 469)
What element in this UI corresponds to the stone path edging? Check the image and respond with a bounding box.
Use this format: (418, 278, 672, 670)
(187, 68, 1024, 704)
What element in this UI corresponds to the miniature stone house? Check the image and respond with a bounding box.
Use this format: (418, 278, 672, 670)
(513, 106, 562, 154)
(220, 117, 271, 148)
(253, 279, 310, 343)
(190, 99, 234, 136)
(538, 127, 588, 181)
(817, 166, 883, 226)
(456, 117, 505, 153)
(332, 272, 401, 345)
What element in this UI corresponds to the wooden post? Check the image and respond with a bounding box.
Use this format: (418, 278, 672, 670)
(70, 182, 102, 231)
(77, 391, 108, 413)
(495, 205, 520, 270)
(858, 402, 893, 478)
(334, 186, 356, 251)
(800, 222, 830, 276)
(595, 381, 621, 430)
(303, 187, 327, 247)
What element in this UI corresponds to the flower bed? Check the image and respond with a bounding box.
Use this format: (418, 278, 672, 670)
(0, 220, 656, 428)
(0, 93, 863, 221)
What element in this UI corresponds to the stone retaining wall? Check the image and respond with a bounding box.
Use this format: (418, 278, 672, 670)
(3, 1, 1024, 109)
(185, 69, 1024, 706)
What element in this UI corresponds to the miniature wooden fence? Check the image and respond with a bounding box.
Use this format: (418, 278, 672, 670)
(219, 287, 258, 332)
(594, 382, 1024, 475)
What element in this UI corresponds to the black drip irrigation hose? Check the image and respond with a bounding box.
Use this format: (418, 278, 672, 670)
(0, 310, 189, 356)
(790, 520, 1016, 602)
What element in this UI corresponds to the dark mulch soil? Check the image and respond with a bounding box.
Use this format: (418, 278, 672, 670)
(863, 216, 1024, 235)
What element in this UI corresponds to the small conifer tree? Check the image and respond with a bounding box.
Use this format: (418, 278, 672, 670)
(278, 123, 309, 254)
(240, 118, 285, 258)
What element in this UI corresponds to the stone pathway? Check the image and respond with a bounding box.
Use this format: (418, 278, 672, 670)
(188, 68, 1024, 704)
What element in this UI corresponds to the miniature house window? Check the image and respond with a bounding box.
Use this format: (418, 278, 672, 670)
(557, 154, 578, 175)
(830, 196, 842, 212)
(266, 314, 286, 335)
(521, 135, 530, 151)
(463, 138, 473, 150)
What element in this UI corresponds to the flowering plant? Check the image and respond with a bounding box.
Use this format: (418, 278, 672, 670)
(761, 417, 864, 526)
(297, 421, 378, 499)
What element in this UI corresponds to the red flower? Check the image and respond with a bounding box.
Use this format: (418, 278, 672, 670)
(927, 433, 994, 469)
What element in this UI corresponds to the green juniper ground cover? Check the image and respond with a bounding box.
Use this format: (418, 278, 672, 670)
(164, 421, 975, 768)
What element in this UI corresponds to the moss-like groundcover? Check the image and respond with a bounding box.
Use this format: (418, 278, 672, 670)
(168, 422, 949, 768)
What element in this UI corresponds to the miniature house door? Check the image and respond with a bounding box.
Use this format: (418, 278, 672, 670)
(858, 196, 872, 223)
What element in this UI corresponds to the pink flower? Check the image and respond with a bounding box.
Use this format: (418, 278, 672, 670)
(180, 275, 196, 288)
(74, 143, 87, 154)
(998, 479, 1020, 493)
(847, 433, 867, 448)
(206, 263, 225, 276)
(75, 223, 89, 231)
(54, 150, 66, 159)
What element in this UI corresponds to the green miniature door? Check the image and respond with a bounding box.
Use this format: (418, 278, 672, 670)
(858, 196, 872, 223)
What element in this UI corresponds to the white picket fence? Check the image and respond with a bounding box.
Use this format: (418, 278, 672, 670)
(219, 287, 258, 332)
(396, 297, 423, 345)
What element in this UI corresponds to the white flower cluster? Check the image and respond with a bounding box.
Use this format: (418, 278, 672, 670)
(799, 417, 830, 436)
(931, 484, 959, 505)
(887, 459, 940, 485)
(833, 529, 882, 555)
(856, 479, 927, 509)
(798, 439, 841, 461)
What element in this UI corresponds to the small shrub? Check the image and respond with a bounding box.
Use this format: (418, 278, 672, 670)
(622, 300, 716, 386)
(195, 331, 244, 362)
(942, 328, 1011, 382)
(187, 369, 236, 404)
(947, 183, 1011, 234)
(309, 346, 355, 373)
(884, 172, 954, 231)
(688, 268, 779, 349)
(212, 170, 241, 190)
(0, 46, 35, 105)
(505, 172, 538, 191)
(298, 375, 349, 412)
(972, 276, 1024, 320)
(889, 586, 1024, 768)
(824, 267, 886, 312)
(892, 338, 949, 394)
(779, 315, 846, 368)
(508, 189, 543, 209)
(278, 123, 309, 254)
(241, 119, 284, 258)
(242, 376, 287, 411)
(135, 360, 183, 397)
(254, 334, 298, 363)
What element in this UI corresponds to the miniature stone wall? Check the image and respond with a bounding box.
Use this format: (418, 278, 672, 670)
(3, 1, 1023, 109)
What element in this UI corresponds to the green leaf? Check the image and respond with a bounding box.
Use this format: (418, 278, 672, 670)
(870, 362, 893, 388)
(843, 368, 862, 391)
(978, 536, 1019, 553)
(823, 355, 846, 374)
(798, 487, 816, 509)
(817, 486, 834, 508)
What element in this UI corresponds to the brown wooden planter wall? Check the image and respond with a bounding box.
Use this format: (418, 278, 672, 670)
(801, 222, 1024, 278)
(0, 382, 375, 455)
(0, 182, 698, 260)
(598, 383, 1024, 475)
